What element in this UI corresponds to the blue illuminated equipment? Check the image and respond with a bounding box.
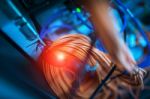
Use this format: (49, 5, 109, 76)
(115, 0, 150, 47)
(114, 0, 150, 67)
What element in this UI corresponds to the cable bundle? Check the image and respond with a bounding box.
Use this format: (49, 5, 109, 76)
(39, 34, 146, 99)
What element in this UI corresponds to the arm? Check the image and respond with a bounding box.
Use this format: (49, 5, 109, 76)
(81, 0, 136, 72)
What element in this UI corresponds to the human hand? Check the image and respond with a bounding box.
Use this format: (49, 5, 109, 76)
(110, 42, 136, 73)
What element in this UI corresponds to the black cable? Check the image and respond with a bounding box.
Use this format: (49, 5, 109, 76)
(90, 65, 116, 99)
(107, 71, 127, 84)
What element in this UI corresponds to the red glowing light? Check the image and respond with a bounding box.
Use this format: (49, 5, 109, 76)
(56, 52, 65, 61)
(42, 46, 79, 69)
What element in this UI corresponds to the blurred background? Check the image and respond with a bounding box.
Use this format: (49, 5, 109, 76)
(0, 0, 150, 99)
